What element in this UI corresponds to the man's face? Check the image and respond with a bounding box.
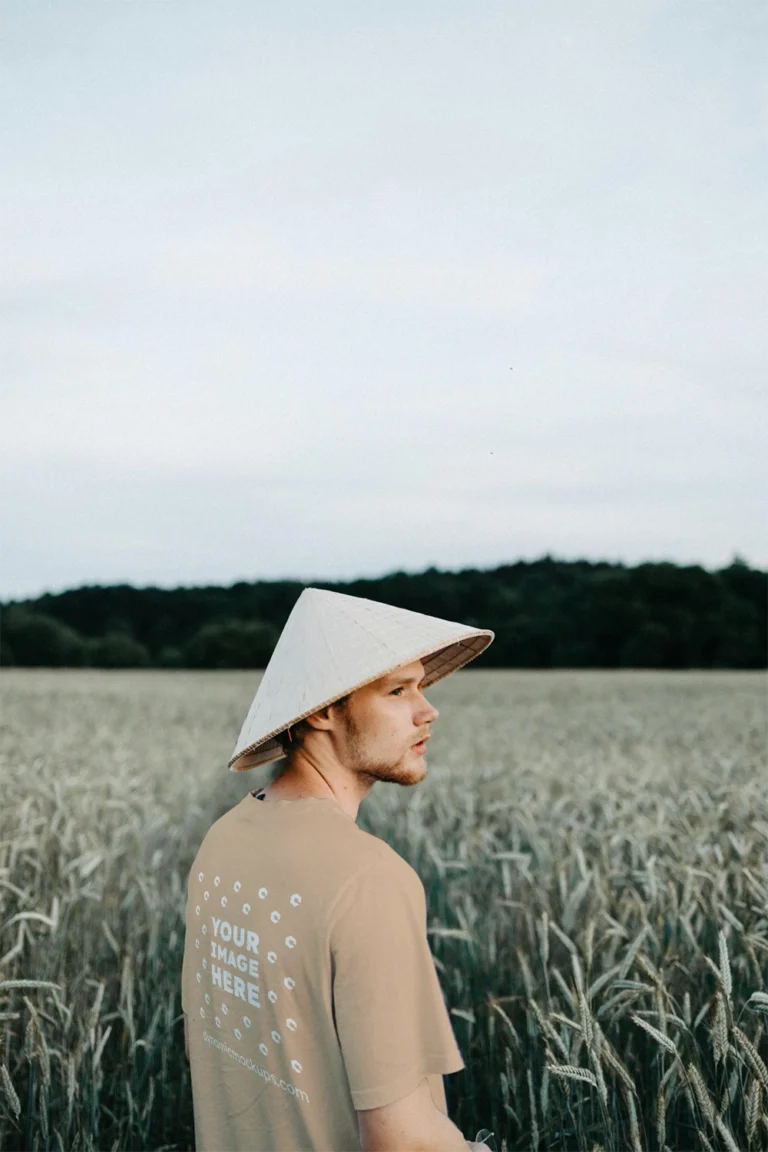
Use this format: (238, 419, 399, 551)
(332, 659, 439, 787)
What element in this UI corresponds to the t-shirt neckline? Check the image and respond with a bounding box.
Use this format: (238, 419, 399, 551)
(248, 789, 356, 821)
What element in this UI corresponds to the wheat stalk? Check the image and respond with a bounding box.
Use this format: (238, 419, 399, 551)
(547, 1064, 599, 1088)
(540, 1063, 550, 1121)
(538, 911, 550, 968)
(718, 930, 733, 1002)
(687, 1062, 716, 1128)
(623, 1084, 642, 1152)
(526, 1067, 539, 1150)
(745, 1078, 761, 1146)
(39, 1082, 49, 1145)
(0, 1063, 20, 1118)
(711, 991, 729, 1064)
(715, 1115, 741, 1152)
(746, 991, 768, 1016)
(579, 992, 594, 1049)
(630, 1013, 678, 1055)
(733, 1025, 768, 1090)
(588, 1048, 608, 1107)
(656, 1086, 666, 1149)
(0, 979, 62, 992)
(601, 1047, 638, 1096)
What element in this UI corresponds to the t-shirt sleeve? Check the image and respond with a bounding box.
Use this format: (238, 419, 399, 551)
(329, 859, 466, 1111)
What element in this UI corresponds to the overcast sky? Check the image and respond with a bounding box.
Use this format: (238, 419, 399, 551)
(1, 1, 766, 601)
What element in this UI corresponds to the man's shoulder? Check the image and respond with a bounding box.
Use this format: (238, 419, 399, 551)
(201, 792, 257, 838)
(186, 797, 249, 868)
(336, 831, 424, 905)
(355, 828, 419, 876)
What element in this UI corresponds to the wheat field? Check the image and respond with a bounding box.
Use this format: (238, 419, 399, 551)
(0, 668, 766, 1151)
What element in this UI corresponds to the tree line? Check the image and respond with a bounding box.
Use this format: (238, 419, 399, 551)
(0, 555, 764, 670)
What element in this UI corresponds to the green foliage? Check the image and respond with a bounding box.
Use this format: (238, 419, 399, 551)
(1, 558, 765, 669)
(183, 618, 279, 669)
(0, 634, 16, 666)
(157, 645, 184, 669)
(619, 621, 671, 668)
(88, 632, 152, 668)
(0, 607, 91, 667)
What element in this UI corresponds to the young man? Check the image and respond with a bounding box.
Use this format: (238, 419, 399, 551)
(181, 587, 494, 1151)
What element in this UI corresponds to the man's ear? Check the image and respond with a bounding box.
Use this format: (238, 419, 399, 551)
(302, 705, 335, 732)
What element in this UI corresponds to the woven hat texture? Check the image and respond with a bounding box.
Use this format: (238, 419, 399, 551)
(228, 587, 494, 771)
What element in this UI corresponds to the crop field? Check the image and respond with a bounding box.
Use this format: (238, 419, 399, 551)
(0, 668, 766, 1152)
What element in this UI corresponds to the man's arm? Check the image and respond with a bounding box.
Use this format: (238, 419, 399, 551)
(184, 1012, 190, 1061)
(358, 1076, 482, 1152)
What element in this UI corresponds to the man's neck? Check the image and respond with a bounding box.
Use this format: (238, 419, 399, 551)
(259, 753, 366, 820)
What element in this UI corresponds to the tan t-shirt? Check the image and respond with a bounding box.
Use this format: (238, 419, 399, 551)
(181, 789, 466, 1152)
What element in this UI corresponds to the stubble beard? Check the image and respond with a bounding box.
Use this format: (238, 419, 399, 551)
(342, 711, 421, 788)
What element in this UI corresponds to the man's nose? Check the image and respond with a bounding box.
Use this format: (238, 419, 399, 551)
(419, 699, 439, 724)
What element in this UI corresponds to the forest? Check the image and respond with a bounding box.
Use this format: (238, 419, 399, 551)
(0, 555, 764, 669)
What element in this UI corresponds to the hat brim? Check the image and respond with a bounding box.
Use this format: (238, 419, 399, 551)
(228, 629, 493, 772)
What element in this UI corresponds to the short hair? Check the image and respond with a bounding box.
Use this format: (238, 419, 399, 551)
(273, 693, 351, 755)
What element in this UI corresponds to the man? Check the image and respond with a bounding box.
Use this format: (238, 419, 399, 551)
(181, 587, 494, 1151)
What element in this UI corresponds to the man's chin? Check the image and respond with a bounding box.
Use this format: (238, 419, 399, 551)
(400, 755, 428, 785)
(364, 756, 427, 786)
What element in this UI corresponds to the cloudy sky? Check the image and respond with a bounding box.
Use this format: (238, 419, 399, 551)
(2, 1, 766, 601)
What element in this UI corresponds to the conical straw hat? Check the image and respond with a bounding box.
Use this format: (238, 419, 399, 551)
(228, 587, 494, 771)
